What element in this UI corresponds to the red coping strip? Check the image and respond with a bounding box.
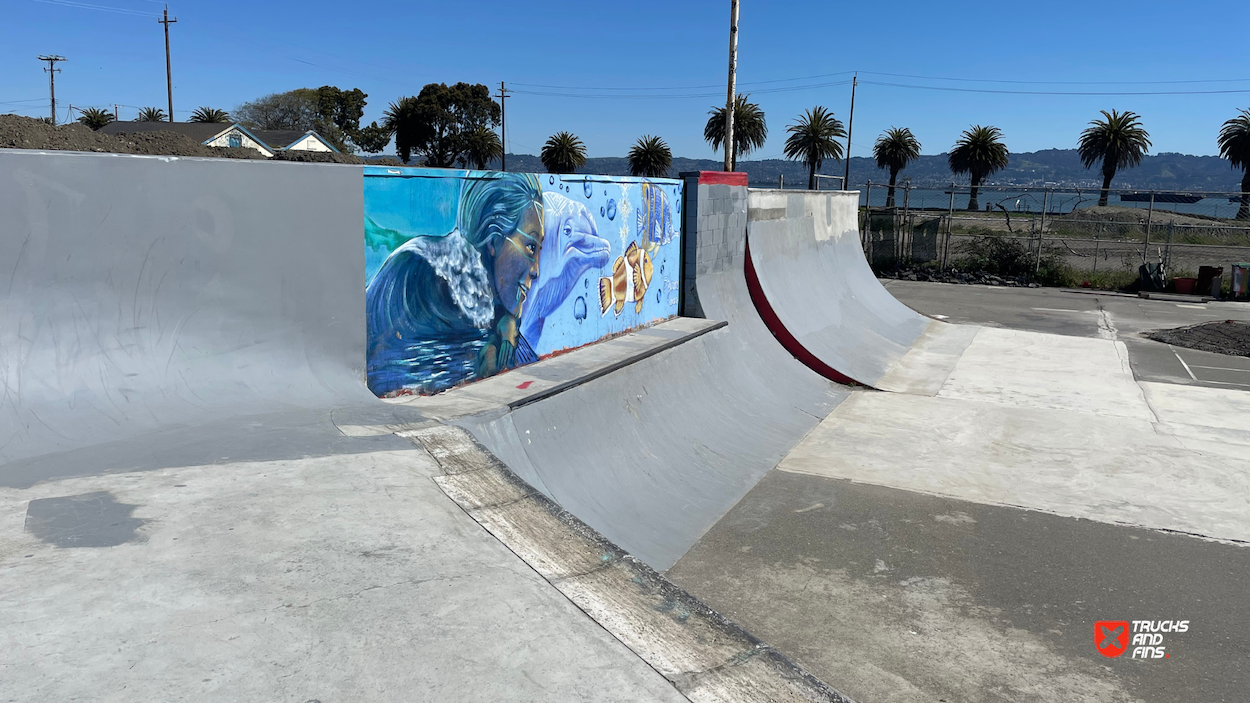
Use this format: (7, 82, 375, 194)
(696, 171, 749, 187)
(743, 236, 860, 387)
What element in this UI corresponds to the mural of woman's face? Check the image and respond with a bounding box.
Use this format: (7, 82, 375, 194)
(487, 201, 544, 317)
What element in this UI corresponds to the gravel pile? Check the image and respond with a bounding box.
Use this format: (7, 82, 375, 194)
(879, 268, 1041, 288)
(1146, 320, 1250, 357)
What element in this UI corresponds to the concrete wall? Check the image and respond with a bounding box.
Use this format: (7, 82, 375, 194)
(680, 179, 749, 317)
(0, 150, 372, 467)
(364, 168, 682, 396)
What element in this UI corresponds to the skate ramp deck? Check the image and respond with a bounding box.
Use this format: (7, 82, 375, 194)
(745, 189, 974, 392)
(455, 180, 849, 570)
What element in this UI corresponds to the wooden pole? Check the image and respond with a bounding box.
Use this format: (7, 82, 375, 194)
(159, 7, 177, 122)
(843, 73, 856, 188)
(723, 0, 739, 172)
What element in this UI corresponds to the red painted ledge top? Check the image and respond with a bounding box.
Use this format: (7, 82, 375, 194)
(695, 171, 748, 187)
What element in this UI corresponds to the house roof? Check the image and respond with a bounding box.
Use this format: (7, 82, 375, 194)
(276, 130, 342, 153)
(100, 121, 336, 151)
(99, 121, 231, 141)
(251, 130, 305, 149)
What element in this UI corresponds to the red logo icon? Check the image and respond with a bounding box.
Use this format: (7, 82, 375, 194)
(1096, 621, 1129, 658)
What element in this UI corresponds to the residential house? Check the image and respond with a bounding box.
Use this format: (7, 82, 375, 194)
(99, 121, 340, 157)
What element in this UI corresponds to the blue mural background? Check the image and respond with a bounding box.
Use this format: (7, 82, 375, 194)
(364, 167, 682, 396)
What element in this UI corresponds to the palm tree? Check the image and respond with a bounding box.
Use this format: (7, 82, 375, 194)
(190, 107, 231, 123)
(462, 124, 503, 169)
(627, 135, 672, 178)
(783, 106, 845, 190)
(1078, 110, 1152, 207)
(873, 127, 921, 208)
(948, 125, 1009, 211)
(540, 132, 587, 174)
(77, 107, 114, 130)
(137, 107, 166, 122)
(382, 96, 418, 163)
(1218, 108, 1250, 220)
(704, 94, 767, 171)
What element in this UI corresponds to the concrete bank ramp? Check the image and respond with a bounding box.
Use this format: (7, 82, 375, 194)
(745, 189, 974, 391)
(460, 180, 848, 570)
(0, 150, 422, 483)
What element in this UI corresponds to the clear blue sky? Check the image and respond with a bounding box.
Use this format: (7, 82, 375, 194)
(4, 0, 1249, 160)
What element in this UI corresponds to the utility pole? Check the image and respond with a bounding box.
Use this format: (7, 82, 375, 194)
(843, 72, 857, 190)
(158, 6, 177, 122)
(724, 0, 740, 172)
(38, 55, 66, 125)
(113, 104, 120, 121)
(496, 81, 511, 172)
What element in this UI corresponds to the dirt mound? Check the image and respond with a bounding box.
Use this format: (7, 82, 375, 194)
(1146, 320, 1250, 357)
(0, 115, 403, 165)
(0, 114, 260, 159)
(1055, 204, 1226, 227)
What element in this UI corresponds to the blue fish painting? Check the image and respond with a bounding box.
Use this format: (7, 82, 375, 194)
(636, 181, 674, 250)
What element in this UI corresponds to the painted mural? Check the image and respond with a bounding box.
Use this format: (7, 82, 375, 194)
(364, 167, 682, 396)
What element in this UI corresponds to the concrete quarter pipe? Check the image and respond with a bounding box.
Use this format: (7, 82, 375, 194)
(743, 189, 936, 388)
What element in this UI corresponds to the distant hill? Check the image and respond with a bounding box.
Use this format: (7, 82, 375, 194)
(369, 149, 1244, 193)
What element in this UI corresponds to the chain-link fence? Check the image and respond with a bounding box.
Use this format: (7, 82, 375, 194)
(859, 182, 1250, 286)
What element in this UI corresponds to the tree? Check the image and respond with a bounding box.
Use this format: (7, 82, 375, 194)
(312, 86, 366, 140)
(540, 132, 587, 174)
(235, 86, 369, 152)
(382, 97, 420, 163)
(235, 91, 317, 131)
(704, 94, 767, 170)
(873, 127, 921, 208)
(190, 107, 231, 123)
(783, 106, 845, 190)
(382, 83, 501, 167)
(948, 125, 1009, 211)
(1078, 110, 1152, 207)
(461, 125, 503, 169)
(355, 121, 393, 154)
(1217, 108, 1250, 220)
(77, 107, 114, 130)
(628, 135, 673, 177)
(137, 107, 166, 122)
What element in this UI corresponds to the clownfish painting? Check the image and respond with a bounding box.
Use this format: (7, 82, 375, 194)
(597, 241, 654, 316)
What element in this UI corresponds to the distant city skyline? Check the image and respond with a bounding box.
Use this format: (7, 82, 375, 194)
(4, 0, 1249, 160)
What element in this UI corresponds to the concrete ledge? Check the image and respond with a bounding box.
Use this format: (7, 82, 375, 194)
(410, 424, 854, 703)
(385, 317, 726, 421)
(1138, 291, 1214, 303)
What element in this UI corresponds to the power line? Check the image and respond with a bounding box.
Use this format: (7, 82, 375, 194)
(509, 70, 856, 92)
(27, 0, 157, 17)
(859, 80, 1250, 96)
(857, 70, 1250, 86)
(510, 79, 852, 101)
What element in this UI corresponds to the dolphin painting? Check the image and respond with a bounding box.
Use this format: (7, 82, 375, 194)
(519, 191, 611, 354)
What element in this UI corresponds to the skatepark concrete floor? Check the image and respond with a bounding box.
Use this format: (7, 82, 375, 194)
(666, 282, 1250, 703)
(882, 279, 1250, 390)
